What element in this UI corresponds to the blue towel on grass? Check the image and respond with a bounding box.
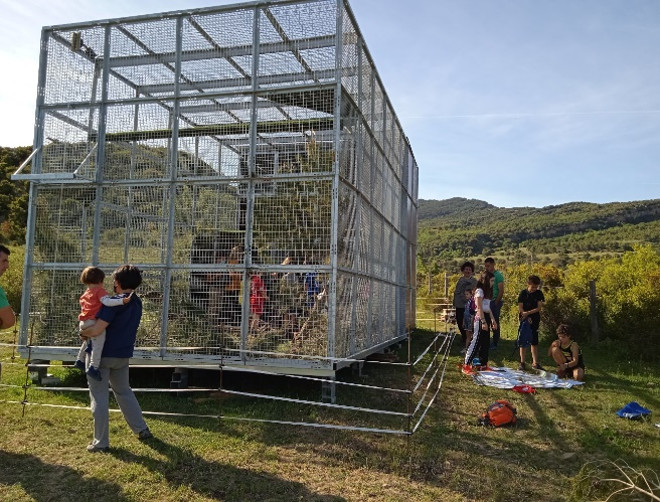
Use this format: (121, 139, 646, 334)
(616, 401, 651, 419)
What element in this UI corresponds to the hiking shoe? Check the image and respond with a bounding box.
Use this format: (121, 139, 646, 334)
(86, 366, 102, 381)
(138, 428, 153, 440)
(532, 363, 545, 371)
(518, 362, 526, 371)
(86, 443, 109, 453)
(73, 359, 85, 371)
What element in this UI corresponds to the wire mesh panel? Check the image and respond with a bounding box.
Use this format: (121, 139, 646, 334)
(23, 268, 164, 358)
(18, 0, 418, 375)
(97, 184, 169, 264)
(26, 269, 82, 348)
(39, 111, 98, 177)
(337, 182, 358, 271)
(164, 268, 244, 359)
(253, 178, 333, 264)
(44, 27, 106, 105)
(340, 7, 359, 107)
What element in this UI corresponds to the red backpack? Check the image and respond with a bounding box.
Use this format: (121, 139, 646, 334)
(478, 400, 517, 427)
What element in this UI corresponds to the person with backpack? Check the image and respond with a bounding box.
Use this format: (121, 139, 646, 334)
(517, 275, 545, 371)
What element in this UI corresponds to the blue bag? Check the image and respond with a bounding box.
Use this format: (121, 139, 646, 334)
(517, 318, 533, 348)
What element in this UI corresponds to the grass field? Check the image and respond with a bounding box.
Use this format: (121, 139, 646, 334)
(1, 317, 659, 502)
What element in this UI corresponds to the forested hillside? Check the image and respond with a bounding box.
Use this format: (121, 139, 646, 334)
(418, 197, 660, 270)
(0, 147, 30, 243)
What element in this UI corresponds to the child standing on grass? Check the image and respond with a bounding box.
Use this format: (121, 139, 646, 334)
(517, 275, 545, 371)
(549, 324, 585, 381)
(75, 266, 132, 381)
(464, 272, 496, 368)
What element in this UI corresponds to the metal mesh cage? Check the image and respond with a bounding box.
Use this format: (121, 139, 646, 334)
(17, 0, 418, 375)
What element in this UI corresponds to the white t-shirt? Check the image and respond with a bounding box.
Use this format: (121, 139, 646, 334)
(475, 288, 491, 313)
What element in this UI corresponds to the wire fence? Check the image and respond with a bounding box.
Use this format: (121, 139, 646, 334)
(0, 325, 454, 435)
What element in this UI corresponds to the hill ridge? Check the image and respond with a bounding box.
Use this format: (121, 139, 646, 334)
(417, 197, 660, 266)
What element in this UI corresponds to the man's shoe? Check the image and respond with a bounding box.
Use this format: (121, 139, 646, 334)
(518, 362, 526, 371)
(73, 360, 85, 371)
(86, 366, 102, 381)
(86, 443, 109, 453)
(138, 428, 153, 440)
(532, 363, 545, 371)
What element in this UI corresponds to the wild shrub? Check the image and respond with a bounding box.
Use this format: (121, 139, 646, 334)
(442, 246, 660, 362)
(541, 245, 659, 362)
(0, 245, 24, 315)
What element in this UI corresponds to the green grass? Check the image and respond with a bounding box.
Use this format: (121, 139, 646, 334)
(1, 318, 659, 502)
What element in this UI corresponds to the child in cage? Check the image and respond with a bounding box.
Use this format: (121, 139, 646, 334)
(74, 266, 132, 381)
(249, 270, 268, 331)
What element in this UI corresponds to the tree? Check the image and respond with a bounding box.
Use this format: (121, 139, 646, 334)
(0, 146, 31, 245)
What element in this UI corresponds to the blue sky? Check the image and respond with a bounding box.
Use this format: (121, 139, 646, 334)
(1, 0, 659, 207)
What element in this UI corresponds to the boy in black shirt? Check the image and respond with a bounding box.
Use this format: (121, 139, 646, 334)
(517, 275, 545, 371)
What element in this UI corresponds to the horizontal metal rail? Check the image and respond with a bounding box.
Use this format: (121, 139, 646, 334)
(1, 400, 410, 435)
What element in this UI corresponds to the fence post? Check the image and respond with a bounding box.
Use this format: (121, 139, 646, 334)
(589, 280, 599, 343)
(444, 272, 448, 298)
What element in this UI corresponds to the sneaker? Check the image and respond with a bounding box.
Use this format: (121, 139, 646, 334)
(73, 360, 85, 371)
(532, 363, 545, 371)
(138, 428, 153, 440)
(86, 443, 109, 453)
(86, 366, 102, 381)
(518, 362, 526, 371)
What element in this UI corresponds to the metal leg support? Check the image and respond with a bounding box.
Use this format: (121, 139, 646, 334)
(321, 378, 336, 404)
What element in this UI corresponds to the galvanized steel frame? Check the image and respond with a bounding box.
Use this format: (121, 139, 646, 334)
(14, 0, 418, 375)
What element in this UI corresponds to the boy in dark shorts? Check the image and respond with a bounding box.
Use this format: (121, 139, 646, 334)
(517, 275, 545, 371)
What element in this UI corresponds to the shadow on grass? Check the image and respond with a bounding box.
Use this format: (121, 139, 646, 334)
(12, 329, 657, 501)
(584, 367, 660, 410)
(0, 450, 129, 502)
(110, 437, 345, 502)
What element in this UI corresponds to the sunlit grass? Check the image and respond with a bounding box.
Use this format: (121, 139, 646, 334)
(1, 310, 659, 501)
